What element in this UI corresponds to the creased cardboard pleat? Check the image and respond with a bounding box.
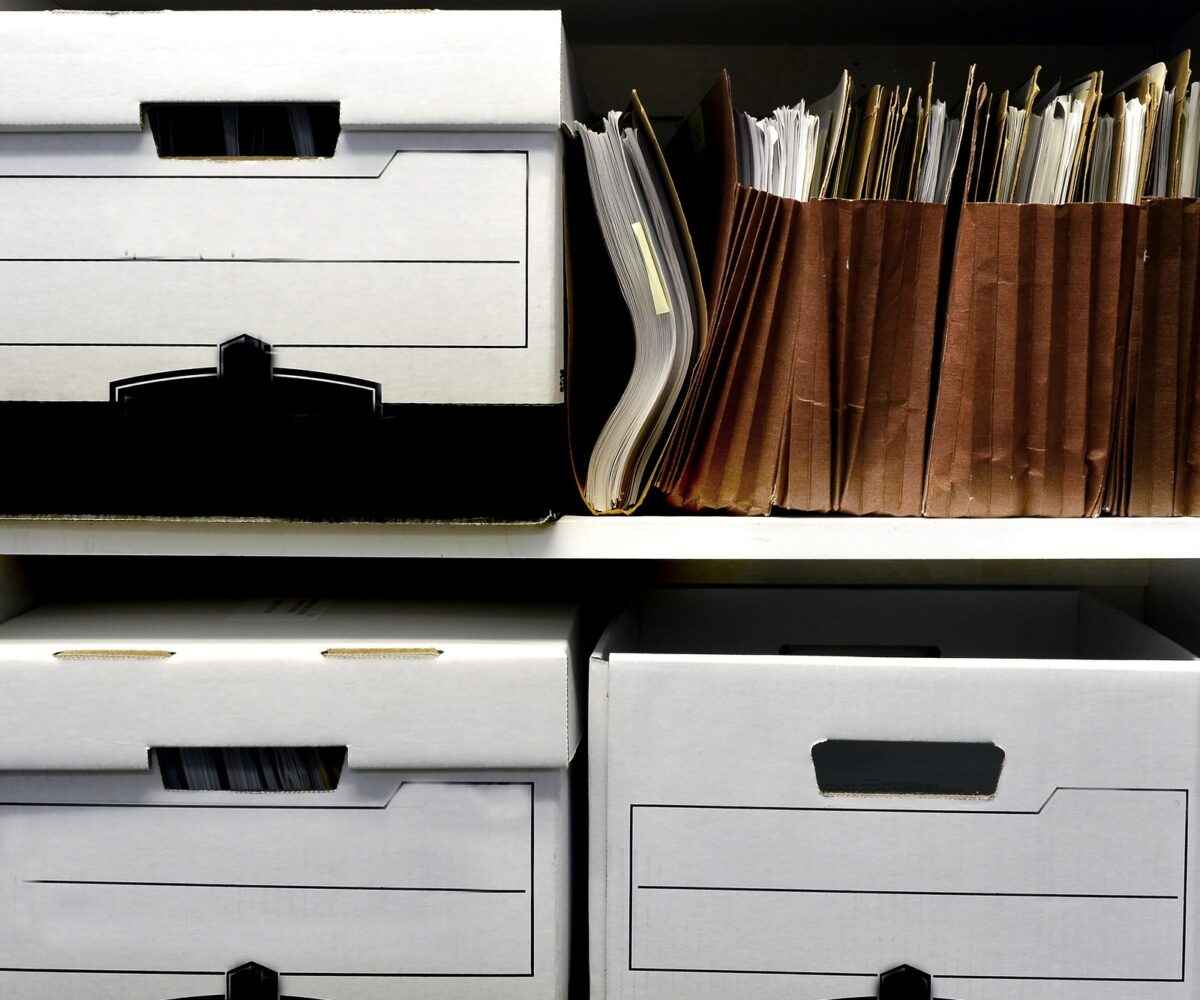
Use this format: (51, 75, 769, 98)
(1121, 198, 1200, 515)
(714, 201, 797, 513)
(666, 190, 945, 515)
(839, 200, 943, 515)
(1084, 201, 1137, 513)
(669, 190, 783, 512)
(924, 198, 979, 517)
(925, 202, 1138, 517)
(777, 199, 836, 512)
(1176, 203, 1200, 515)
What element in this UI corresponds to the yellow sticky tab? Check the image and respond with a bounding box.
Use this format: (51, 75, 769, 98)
(631, 220, 671, 316)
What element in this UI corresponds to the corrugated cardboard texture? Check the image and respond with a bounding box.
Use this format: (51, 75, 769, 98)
(665, 191, 945, 515)
(1116, 198, 1200, 516)
(925, 202, 1140, 517)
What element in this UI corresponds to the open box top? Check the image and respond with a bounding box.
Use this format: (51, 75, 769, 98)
(0, 9, 571, 132)
(0, 599, 581, 772)
(596, 586, 1197, 661)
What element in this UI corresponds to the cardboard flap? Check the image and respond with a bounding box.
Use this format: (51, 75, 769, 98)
(0, 600, 580, 771)
(0, 11, 566, 132)
(663, 71, 739, 321)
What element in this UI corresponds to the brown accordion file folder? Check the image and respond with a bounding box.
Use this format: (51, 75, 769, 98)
(662, 69, 977, 515)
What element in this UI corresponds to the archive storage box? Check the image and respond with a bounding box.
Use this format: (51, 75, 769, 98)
(0, 11, 573, 521)
(589, 588, 1200, 1000)
(0, 599, 581, 1000)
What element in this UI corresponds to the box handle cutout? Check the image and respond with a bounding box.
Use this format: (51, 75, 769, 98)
(54, 648, 174, 661)
(321, 647, 443, 659)
(144, 102, 340, 158)
(780, 643, 942, 658)
(812, 740, 1004, 796)
(878, 963, 934, 1000)
(155, 747, 346, 792)
(226, 961, 279, 1000)
(168, 960, 331, 999)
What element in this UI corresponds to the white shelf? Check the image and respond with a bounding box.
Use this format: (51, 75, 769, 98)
(0, 515, 1198, 560)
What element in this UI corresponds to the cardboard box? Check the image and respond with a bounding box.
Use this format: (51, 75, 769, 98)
(0, 598, 581, 1000)
(589, 588, 1200, 1000)
(0, 11, 574, 521)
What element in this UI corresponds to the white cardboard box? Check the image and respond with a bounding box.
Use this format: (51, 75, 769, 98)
(589, 588, 1200, 1000)
(0, 598, 581, 1000)
(0, 10, 571, 406)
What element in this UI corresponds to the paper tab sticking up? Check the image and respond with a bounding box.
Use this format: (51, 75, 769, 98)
(632, 220, 672, 315)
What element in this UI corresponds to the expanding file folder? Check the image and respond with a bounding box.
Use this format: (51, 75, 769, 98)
(926, 53, 1196, 518)
(659, 69, 978, 515)
(924, 201, 1140, 517)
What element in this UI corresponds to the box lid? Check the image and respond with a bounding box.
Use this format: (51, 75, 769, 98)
(0, 10, 568, 132)
(0, 599, 580, 771)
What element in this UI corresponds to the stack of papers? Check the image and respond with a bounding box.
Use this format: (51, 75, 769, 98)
(1182, 81, 1200, 197)
(737, 70, 852, 201)
(978, 52, 1191, 204)
(737, 65, 975, 205)
(564, 98, 702, 513)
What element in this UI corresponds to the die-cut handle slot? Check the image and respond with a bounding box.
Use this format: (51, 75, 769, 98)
(812, 740, 1004, 796)
(155, 747, 346, 792)
(144, 102, 340, 158)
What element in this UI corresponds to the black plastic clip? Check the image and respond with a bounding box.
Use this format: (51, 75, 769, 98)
(226, 962, 279, 1000)
(879, 964, 933, 1000)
